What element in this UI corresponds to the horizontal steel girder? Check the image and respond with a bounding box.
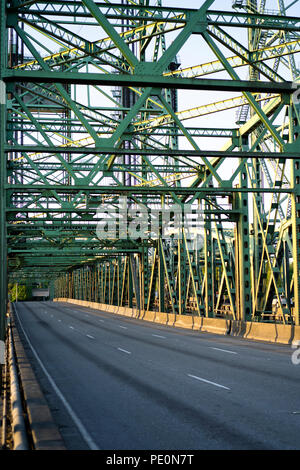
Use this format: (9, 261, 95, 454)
(4, 70, 297, 94)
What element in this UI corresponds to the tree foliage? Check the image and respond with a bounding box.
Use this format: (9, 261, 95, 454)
(8, 283, 29, 302)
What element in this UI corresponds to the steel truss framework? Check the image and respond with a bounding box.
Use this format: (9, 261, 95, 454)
(1, 0, 300, 342)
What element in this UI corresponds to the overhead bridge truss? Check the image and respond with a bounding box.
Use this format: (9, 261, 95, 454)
(1, 0, 300, 342)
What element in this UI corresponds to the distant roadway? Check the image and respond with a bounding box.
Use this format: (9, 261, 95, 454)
(13, 301, 300, 450)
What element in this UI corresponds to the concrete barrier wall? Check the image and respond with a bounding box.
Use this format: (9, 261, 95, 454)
(199, 317, 231, 335)
(53, 298, 300, 345)
(231, 320, 300, 345)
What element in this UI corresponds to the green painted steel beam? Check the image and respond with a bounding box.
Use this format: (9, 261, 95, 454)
(4, 70, 297, 94)
(9, 3, 300, 32)
(5, 184, 294, 194)
(0, 0, 7, 344)
(5, 145, 300, 160)
(2, 0, 300, 324)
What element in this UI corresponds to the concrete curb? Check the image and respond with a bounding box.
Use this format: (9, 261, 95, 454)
(11, 312, 66, 450)
(54, 298, 300, 346)
(8, 326, 29, 450)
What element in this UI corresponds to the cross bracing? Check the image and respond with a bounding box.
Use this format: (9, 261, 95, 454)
(1, 0, 300, 343)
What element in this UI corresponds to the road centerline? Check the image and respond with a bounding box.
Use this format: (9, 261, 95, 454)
(210, 347, 237, 355)
(187, 374, 231, 391)
(117, 348, 131, 355)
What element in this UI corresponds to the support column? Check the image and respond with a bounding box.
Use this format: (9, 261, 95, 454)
(289, 102, 300, 325)
(291, 178, 300, 325)
(0, 0, 8, 378)
(235, 163, 252, 321)
(204, 217, 213, 317)
(291, 160, 300, 325)
(158, 240, 165, 313)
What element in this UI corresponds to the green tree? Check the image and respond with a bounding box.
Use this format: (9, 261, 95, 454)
(8, 284, 28, 302)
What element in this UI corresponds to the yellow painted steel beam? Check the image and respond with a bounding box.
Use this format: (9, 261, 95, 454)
(11, 92, 279, 165)
(165, 39, 300, 80)
(213, 221, 236, 321)
(182, 229, 201, 316)
(14, 14, 185, 70)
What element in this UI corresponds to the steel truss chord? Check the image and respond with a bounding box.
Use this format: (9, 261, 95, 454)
(2, 0, 300, 327)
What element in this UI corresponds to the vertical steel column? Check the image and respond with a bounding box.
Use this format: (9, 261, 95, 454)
(204, 202, 213, 318)
(291, 160, 300, 325)
(158, 240, 165, 313)
(287, 95, 300, 325)
(0, 0, 7, 371)
(248, 0, 262, 310)
(235, 163, 252, 321)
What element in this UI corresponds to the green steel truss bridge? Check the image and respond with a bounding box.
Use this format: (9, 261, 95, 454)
(1, 0, 300, 343)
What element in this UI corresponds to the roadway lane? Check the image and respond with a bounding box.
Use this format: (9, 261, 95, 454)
(13, 301, 300, 450)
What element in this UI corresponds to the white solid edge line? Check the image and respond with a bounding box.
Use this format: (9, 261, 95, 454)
(188, 374, 230, 390)
(117, 348, 131, 355)
(13, 304, 99, 450)
(210, 347, 237, 355)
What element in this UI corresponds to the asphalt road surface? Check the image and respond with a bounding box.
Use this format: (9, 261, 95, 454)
(13, 301, 300, 450)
